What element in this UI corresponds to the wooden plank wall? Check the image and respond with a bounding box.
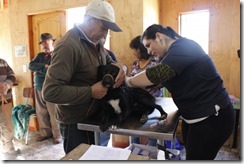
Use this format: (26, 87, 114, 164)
(159, 0, 240, 98)
(7, 0, 90, 106)
(110, 0, 159, 73)
(110, 0, 144, 72)
(0, 10, 12, 66)
(6, 0, 146, 106)
(0, 0, 240, 106)
(143, 0, 160, 31)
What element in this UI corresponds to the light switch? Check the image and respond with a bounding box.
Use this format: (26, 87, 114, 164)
(23, 65, 27, 72)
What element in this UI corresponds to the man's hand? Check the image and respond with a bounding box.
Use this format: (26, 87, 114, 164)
(91, 81, 108, 99)
(111, 63, 127, 88)
(0, 82, 10, 96)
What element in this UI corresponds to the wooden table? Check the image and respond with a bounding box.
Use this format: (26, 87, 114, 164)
(60, 143, 150, 160)
(77, 97, 179, 146)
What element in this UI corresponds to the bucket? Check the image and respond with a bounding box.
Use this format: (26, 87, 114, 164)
(112, 134, 129, 148)
(29, 114, 39, 131)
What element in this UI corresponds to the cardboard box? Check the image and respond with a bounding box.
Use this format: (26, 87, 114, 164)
(126, 143, 181, 160)
(112, 134, 130, 148)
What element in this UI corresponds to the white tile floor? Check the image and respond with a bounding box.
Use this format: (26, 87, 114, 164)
(0, 131, 240, 160)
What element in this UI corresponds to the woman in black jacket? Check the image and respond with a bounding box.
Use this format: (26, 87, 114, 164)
(125, 24, 234, 160)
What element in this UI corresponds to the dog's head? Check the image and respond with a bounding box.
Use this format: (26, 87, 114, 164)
(97, 64, 120, 88)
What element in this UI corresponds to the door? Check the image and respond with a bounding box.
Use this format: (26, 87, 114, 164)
(27, 11, 66, 106)
(28, 11, 66, 91)
(31, 11, 66, 59)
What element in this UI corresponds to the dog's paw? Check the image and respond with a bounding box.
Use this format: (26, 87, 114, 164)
(99, 127, 107, 132)
(99, 124, 110, 132)
(109, 125, 118, 130)
(140, 115, 148, 124)
(100, 126, 108, 132)
(161, 114, 168, 120)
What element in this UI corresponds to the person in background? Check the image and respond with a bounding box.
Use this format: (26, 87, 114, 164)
(42, 0, 125, 154)
(129, 35, 162, 146)
(125, 24, 234, 160)
(0, 58, 20, 155)
(29, 33, 62, 144)
(130, 35, 163, 97)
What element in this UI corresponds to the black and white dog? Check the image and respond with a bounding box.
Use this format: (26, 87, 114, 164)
(97, 64, 167, 132)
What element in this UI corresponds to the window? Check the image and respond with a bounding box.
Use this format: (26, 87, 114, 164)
(179, 10, 210, 54)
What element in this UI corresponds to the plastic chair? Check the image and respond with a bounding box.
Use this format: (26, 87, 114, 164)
(23, 87, 35, 104)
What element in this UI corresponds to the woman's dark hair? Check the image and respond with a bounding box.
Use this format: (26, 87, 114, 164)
(129, 35, 151, 60)
(142, 24, 182, 40)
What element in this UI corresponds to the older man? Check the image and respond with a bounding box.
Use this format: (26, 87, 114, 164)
(29, 33, 62, 144)
(42, 0, 125, 154)
(0, 58, 20, 155)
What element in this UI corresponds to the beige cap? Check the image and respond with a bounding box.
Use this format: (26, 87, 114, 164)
(85, 0, 122, 32)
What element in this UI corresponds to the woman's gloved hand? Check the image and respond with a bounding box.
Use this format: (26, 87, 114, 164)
(124, 76, 133, 87)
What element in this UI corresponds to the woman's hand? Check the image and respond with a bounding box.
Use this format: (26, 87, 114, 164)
(124, 76, 133, 87)
(162, 110, 180, 131)
(111, 63, 127, 88)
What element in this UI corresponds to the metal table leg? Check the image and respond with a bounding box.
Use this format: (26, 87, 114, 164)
(232, 109, 240, 148)
(157, 139, 164, 146)
(94, 132, 100, 145)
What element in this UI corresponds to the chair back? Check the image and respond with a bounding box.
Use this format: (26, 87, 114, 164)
(23, 87, 34, 104)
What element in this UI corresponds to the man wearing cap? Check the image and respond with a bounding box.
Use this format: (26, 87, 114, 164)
(29, 33, 62, 144)
(42, 0, 125, 154)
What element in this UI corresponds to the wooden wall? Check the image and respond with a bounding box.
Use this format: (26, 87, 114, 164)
(110, 0, 144, 72)
(7, 0, 90, 106)
(143, 0, 160, 31)
(110, 0, 159, 74)
(6, 0, 151, 106)
(0, 10, 12, 66)
(0, 0, 240, 106)
(159, 0, 240, 98)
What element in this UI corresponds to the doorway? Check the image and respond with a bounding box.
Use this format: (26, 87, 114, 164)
(28, 11, 66, 61)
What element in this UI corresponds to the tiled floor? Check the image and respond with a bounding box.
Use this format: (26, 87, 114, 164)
(0, 131, 241, 160)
